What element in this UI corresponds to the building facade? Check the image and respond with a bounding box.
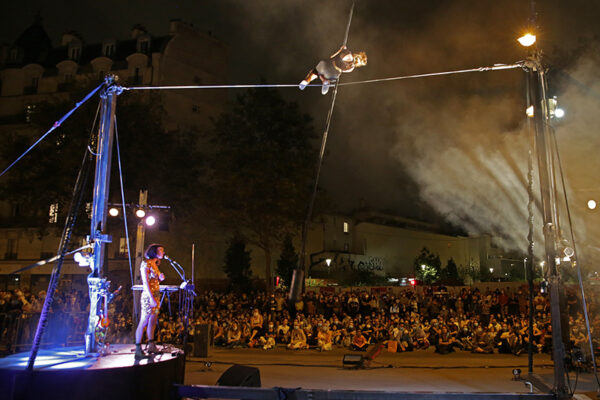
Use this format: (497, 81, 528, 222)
(0, 18, 227, 291)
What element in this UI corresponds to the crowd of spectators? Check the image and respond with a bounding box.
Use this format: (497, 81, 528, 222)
(1, 284, 599, 364)
(185, 286, 598, 360)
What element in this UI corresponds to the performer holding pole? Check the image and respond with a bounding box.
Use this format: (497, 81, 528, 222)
(135, 243, 165, 359)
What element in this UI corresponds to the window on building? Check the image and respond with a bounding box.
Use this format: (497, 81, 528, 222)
(103, 42, 115, 57)
(343, 221, 349, 234)
(133, 67, 141, 84)
(69, 45, 81, 61)
(25, 104, 37, 123)
(138, 38, 150, 53)
(5, 238, 17, 260)
(49, 203, 59, 223)
(119, 238, 129, 256)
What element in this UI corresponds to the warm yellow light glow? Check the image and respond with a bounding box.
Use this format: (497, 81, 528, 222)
(325, 258, 332, 266)
(526, 105, 534, 117)
(135, 209, 146, 218)
(421, 264, 426, 270)
(588, 200, 597, 210)
(108, 207, 119, 217)
(554, 108, 565, 118)
(489, 268, 494, 273)
(518, 33, 536, 47)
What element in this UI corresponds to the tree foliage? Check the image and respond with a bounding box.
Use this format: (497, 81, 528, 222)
(205, 86, 318, 289)
(222, 236, 253, 292)
(414, 247, 441, 284)
(0, 80, 203, 235)
(276, 234, 298, 288)
(440, 257, 461, 284)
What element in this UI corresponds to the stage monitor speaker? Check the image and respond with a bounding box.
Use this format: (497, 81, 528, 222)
(193, 323, 212, 357)
(342, 354, 364, 368)
(217, 364, 261, 387)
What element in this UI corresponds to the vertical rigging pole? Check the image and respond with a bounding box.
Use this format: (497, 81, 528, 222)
(526, 57, 568, 397)
(85, 76, 121, 354)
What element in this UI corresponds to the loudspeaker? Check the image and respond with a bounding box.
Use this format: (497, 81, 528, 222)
(342, 354, 364, 368)
(217, 365, 261, 387)
(193, 324, 212, 357)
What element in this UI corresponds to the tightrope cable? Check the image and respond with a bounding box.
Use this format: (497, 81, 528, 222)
(122, 63, 523, 92)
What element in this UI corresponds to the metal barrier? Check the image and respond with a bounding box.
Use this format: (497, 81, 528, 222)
(177, 385, 556, 400)
(0, 311, 87, 353)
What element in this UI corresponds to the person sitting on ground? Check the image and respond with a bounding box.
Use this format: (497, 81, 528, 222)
(288, 323, 309, 350)
(317, 325, 334, 351)
(259, 321, 277, 350)
(226, 322, 243, 348)
(277, 318, 291, 344)
(352, 330, 369, 351)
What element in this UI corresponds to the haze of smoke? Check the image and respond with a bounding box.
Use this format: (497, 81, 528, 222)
(554, 45, 600, 269)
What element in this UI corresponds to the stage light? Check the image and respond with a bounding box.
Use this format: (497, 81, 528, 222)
(108, 207, 119, 217)
(554, 108, 565, 118)
(588, 200, 597, 210)
(74, 252, 90, 267)
(325, 258, 332, 266)
(145, 216, 156, 226)
(562, 246, 575, 258)
(512, 368, 522, 380)
(489, 268, 494, 273)
(135, 209, 146, 218)
(518, 33, 536, 47)
(421, 264, 426, 270)
(526, 105, 534, 117)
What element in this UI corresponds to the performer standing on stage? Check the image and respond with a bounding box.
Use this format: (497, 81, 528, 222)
(135, 244, 165, 359)
(299, 45, 367, 95)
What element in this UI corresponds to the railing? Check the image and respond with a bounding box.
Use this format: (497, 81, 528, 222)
(0, 311, 87, 354)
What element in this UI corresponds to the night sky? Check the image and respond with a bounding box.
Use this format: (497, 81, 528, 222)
(3, 0, 600, 263)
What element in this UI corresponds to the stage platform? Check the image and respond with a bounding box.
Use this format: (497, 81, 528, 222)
(0, 344, 185, 400)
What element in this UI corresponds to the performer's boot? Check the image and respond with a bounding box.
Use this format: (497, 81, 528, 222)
(134, 343, 145, 359)
(321, 79, 330, 95)
(299, 80, 309, 90)
(147, 339, 160, 354)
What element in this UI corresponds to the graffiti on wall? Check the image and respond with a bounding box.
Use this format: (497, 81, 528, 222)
(314, 254, 386, 274)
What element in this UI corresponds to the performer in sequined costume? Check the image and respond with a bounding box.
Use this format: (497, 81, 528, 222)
(135, 244, 165, 359)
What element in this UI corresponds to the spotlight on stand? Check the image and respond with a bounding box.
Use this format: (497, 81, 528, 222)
(135, 209, 146, 218)
(145, 215, 156, 226)
(74, 252, 91, 267)
(108, 207, 119, 217)
(512, 368, 522, 381)
(342, 354, 364, 369)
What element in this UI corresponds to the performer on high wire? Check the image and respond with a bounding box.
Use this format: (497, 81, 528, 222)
(135, 243, 165, 359)
(299, 45, 367, 95)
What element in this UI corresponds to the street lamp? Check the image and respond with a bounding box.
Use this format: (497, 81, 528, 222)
(518, 33, 536, 47)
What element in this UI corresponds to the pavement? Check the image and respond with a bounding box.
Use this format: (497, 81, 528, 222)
(181, 346, 600, 397)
